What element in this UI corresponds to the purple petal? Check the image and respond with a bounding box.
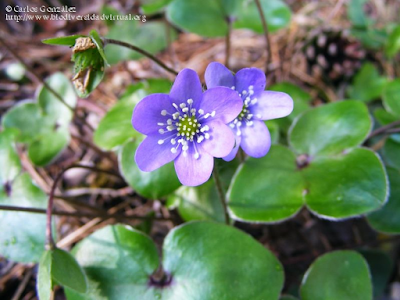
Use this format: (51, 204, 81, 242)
(253, 91, 294, 120)
(200, 87, 242, 123)
(240, 121, 271, 158)
(174, 144, 214, 186)
(135, 134, 180, 172)
(235, 68, 266, 96)
(169, 69, 203, 108)
(205, 62, 235, 89)
(201, 119, 235, 158)
(132, 94, 173, 135)
(223, 134, 241, 162)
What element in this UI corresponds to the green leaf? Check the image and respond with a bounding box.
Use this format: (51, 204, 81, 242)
(5, 62, 25, 81)
(168, 180, 225, 223)
(382, 139, 400, 169)
(28, 127, 70, 166)
(66, 222, 284, 300)
(37, 72, 77, 126)
(228, 145, 304, 223)
(385, 25, 400, 58)
(94, 93, 141, 150)
(51, 248, 88, 293)
(0, 173, 47, 262)
(347, 0, 372, 28)
(0, 129, 21, 185)
(119, 139, 181, 199)
(233, 0, 292, 34)
(300, 251, 373, 300)
(167, 0, 290, 38)
(367, 167, 400, 233)
(37, 250, 53, 300)
(64, 225, 160, 300)
(141, 0, 173, 14)
(303, 148, 388, 219)
(105, 21, 177, 64)
(166, 0, 227, 37)
(89, 30, 108, 66)
(280, 296, 299, 300)
(359, 250, 393, 298)
(382, 79, 400, 117)
(289, 101, 372, 157)
(374, 108, 399, 126)
(2, 101, 51, 143)
(350, 27, 387, 49)
(265, 120, 280, 144)
(346, 63, 387, 102)
(162, 222, 284, 300)
(42, 35, 85, 46)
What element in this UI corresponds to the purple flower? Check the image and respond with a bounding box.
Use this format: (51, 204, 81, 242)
(205, 62, 294, 161)
(132, 69, 242, 186)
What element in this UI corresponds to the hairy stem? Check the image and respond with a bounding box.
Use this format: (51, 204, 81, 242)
(212, 164, 230, 225)
(225, 17, 233, 69)
(254, 0, 272, 74)
(103, 38, 179, 76)
(368, 120, 400, 139)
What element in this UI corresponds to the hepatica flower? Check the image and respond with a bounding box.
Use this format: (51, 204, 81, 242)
(205, 62, 294, 161)
(132, 69, 242, 186)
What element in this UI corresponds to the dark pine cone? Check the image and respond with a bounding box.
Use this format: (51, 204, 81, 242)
(303, 29, 367, 86)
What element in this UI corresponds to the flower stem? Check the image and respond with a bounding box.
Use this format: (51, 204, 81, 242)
(0, 205, 171, 221)
(225, 17, 233, 69)
(368, 120, 400, 140)
(103, 38, 179, 76)
(212, 164, 230, 225)
(45, 164, 122, 250)
(254, 0, 272, 74)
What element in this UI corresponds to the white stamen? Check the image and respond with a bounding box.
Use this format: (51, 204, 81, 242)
(180, 103, 186, 108)
(231, 86, 235, 90)
(198, 109, 204, 115)
(161, 110, 167, 116)
(187, 99, 193, 105)
(158, 140, 164, 145)
(157, 122, 164, 126)
(194, 153, 200, 159)
(171, 139, 176, 145)
(172, 103, 179, 110)
(159, 129, 165, 134)
(171, 148, 177, 153)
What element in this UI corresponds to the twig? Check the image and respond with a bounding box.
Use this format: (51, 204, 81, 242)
(368, 120, 400, 140)
(212, 164, 230, 225)
(254, 0, 272, 74)
(0, 35, 74, 111)
(70, 133, 117, 165)
(45, 164, 123, 249)
(0, 34, 96, 132)
(11, 268, 33, 300)
(103, 38, 179, 76)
